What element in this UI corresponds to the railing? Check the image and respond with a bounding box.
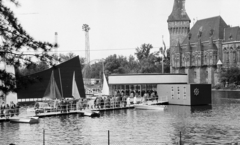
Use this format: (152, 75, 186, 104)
(0, 96, 166, 118)
(0, 108, 20, 118)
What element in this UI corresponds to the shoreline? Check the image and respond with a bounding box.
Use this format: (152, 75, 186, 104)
(212, 89, 240, 91)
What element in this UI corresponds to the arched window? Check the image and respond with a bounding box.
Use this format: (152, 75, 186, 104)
(226, 51, 229, 63)
(192, 55, 195, 66)
(233, 51, 236, 63)
(204, 54, 207, 65)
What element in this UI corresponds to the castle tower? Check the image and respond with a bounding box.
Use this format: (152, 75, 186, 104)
(168, 0, 191, 72)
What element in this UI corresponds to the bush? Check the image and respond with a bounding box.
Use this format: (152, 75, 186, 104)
(227, 83, 237, 90)
(212, 83, 224, 90)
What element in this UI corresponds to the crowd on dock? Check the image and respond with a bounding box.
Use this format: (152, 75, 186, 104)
(89, 90, 159, 109)
(0, 101, 20, 118)
(31, 90, 159, 113)
(0, 90, 159, 117)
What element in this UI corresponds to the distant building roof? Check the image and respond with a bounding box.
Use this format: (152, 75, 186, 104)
(167, 0, 190, 22)
(224, 26, 240, 42)
(182, 16, 229, 44)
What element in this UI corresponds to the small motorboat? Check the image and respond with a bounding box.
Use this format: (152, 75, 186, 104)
(9, 116, 39, 124)
(83, 110, 100, 117)
(134, 104, 166, 110)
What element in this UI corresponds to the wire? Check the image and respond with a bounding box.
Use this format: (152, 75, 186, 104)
(20, 46, 166, 53)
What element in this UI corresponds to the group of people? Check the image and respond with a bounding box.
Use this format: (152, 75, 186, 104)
(91, 91, 159, 109)
(35, 98, 89, 113)
(0, 101, 20, 118)
(33, 90, 159, 113)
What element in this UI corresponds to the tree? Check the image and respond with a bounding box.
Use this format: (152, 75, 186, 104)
(219, 67, 240, 85)
(18, 61, 49, 76)
(135, 43, 153, 61)
(0, 0, 55, 95)
(124, 55, 139, 73)
(134, 43, 162, 73)
(104, 54, 128, 77)
(59, 52, 76, 62)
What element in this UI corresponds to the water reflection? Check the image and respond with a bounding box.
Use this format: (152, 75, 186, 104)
(1, 95, 240, 144)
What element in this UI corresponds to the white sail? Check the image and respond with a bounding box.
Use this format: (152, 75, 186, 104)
(43, 71, 62, 100)
(101, 73, 109, 96)
(72, 71, 81, 99)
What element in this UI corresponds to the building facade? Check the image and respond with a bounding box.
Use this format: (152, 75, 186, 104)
(168, 0, 240, 85)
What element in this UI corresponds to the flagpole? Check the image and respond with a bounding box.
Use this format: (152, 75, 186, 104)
(162, 35, 166, 74)
(102, 59, 105, 87)
(162, 56, 164, 73)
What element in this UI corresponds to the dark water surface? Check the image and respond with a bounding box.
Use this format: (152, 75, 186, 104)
(1, 92, 240, 145)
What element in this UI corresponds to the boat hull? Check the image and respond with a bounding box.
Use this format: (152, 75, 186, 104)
(10, 117, 39, 124)
(134, 104, 165, 110)
(83, 111, 100, 117)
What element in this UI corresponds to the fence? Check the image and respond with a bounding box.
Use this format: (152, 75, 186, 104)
(41, 129, 183, 145)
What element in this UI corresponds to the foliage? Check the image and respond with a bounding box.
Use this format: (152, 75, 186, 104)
(19, 61, 49, 76)
(219, 67, 240, 85)
(135, 43, 153, 61)
(104, 54, 128, 77)
(212, 83, 224, 90)
(0, 0, 56, 95)
(87, 43, 171, 80)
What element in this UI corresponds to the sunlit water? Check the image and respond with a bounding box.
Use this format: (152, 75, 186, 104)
(1, 93, 240, 145)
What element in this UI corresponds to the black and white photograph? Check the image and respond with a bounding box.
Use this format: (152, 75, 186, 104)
(1, 0, 240, 144)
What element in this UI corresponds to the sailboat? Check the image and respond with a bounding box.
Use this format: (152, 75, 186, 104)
(27, 71, 62, 113)
(101, 73, 109, 96)
(75, 71, 100, 117)
(72, 72, 81, 99)
(43, 71, 62, 100)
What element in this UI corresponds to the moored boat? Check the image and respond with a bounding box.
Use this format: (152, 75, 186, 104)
(134, 104, 166, 110)
(9, 116, 39, 124)
(83, 110, 100, 117)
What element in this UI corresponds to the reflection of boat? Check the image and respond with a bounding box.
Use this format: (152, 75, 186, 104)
(9, 116, 39, 124)
(83, 110, 100, 117)
(134, 104, 166, 110)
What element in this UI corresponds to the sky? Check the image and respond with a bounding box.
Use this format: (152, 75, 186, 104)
(6, 0, 240, 62)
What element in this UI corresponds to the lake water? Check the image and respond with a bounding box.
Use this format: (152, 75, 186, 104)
(1, 92, 240, 145)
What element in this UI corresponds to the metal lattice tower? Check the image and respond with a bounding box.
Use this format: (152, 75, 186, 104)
(82, 24, 90, 64)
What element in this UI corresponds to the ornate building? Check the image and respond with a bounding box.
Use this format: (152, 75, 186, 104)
(168, 0, 240, 85)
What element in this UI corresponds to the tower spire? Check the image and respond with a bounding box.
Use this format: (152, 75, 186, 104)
(167, 0, 190, 22)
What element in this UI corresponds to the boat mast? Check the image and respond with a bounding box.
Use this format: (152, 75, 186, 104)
(58, 68, 64, 99)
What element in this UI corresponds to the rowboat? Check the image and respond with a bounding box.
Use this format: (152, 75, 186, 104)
(134, 104, 166, 110)
(9, 116, 39, 124)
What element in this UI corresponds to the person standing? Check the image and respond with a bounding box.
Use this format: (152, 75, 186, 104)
(127, 96, 131, 106)
(133, 95, 137, 104)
